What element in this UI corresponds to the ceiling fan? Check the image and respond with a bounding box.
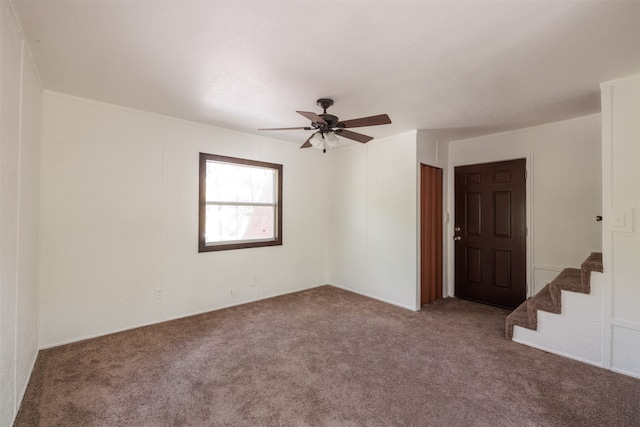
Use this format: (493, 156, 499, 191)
(259, 98, 391, 153)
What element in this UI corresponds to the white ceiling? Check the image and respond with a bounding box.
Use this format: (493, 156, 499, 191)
(12, 0, 640, 144)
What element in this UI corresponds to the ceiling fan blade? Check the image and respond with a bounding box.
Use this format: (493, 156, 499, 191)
(300, 135, 313, 149)
(297, 111, 327, 124)
(258, 127, 312, 131)
(337, 114, 391, 128)
(335, 129, 374, 143)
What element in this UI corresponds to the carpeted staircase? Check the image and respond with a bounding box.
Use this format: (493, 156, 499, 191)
(505, 252, 603, 339)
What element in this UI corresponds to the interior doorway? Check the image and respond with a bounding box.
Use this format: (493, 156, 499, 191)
(453, 159, 527, 309)
(420, 164, 443, 305)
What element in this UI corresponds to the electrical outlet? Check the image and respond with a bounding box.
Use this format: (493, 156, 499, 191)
(251, 272, 259, 286)
(155, 288, 162, 299)
(230, 288, 237, 298)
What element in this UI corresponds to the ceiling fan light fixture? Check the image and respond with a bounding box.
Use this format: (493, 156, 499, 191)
(309, 132, 325, 149)
(309, 131, 340, 152)
(325, 131, 340, 148)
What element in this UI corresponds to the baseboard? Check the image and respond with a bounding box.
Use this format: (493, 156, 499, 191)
(13, 350, 39, 426)
(611, 367, 640, 380)
(18, 351, 39, 402)
(165, 284, 321, 322)
(533, 264, 563, 273)
(512, 335, 603, 368)
(611, 318, 640, 331)
(39, 317, 169, 349)
(255, 284, 320, 303)
(514, 335, 640, 380)
(610, 321, 640, 379)
(40, 283, 417, 350)
(328, 283, 418, 311)
(40, 284, 324, 349)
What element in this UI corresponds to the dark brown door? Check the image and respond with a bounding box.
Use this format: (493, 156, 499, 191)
(420, 164, 443, 305)
(454, 159, 526, 309)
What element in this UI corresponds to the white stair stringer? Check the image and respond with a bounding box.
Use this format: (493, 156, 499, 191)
(512, 271, 604, 367)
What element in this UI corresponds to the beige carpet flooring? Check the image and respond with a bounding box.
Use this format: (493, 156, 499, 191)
(15, 285, 640, 426)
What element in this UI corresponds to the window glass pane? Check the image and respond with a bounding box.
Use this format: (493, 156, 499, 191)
(206, 161, 275, 204)
(205, 205, 275, 243)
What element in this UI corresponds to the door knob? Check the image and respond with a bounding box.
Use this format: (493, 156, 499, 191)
(453, 236, 461, 241)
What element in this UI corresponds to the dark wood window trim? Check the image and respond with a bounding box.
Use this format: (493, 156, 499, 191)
(199, 153, 283, 252)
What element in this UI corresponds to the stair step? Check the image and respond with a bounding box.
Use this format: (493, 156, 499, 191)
(505, 300, 533, 339)
(525, 284, 561, 330)
(582, 252, 603, 272)
(549, 268, 584, 295)
(581, 252, 603, 293)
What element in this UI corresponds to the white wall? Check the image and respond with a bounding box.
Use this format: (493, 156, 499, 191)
(0, 2, 42, 425)
(517, 75, 640, 378)
(328, 131, 420, 310)
(448, 115, 602, 297)
(326, 144, 367, 297)
(39, 92, 330, 347)
(601, 75, 640, 378)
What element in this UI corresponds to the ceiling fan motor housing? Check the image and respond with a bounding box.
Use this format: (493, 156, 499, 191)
(316, 98, 334, 111)
(313, 114, 339, 131)
(314, 99, 340, 131)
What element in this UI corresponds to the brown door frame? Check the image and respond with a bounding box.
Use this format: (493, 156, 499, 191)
(447, 155, 532, 301)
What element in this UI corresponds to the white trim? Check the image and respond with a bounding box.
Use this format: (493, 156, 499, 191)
(13, 37, 26, 418)
(256, 284, 322, 304)
(447, 153, 534, 298)
(8, 1, 44, 88)
(163, 284, 322, 323)
(600, 74, 640, 88)
(43, 90, 184, 121)
(512, 335, 603, 369)
(39, 318, 169, 349)
(611, 367, 640, 380)
(611, 318, 640, 332)
(448, 114, 601, 145)
(41, 90, 298, 148)
(533, 264, 563, 273)
(329, 283, 419, 312)
(159, 117, 167, 322)
(15, 351, 38, 415)
(600, 83, 613, 369)
(39, 284, 322, 349)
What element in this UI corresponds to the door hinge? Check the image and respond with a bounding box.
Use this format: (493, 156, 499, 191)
(525, 169, 528, 179)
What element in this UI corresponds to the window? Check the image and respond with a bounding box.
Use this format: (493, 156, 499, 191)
(199, 153, 282, 252)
